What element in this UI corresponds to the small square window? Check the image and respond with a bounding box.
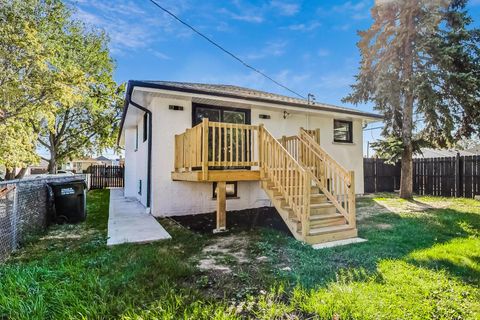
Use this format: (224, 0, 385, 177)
(333, 120, 353, 143)
(212, 182, 237, 199)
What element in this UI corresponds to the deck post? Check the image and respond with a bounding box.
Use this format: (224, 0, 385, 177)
(258, 124, 264, 179)
(348, 170, 356, 228)
(315, 128, 320, 144)
(202, 118, 209, 181)
(214, 181, 227, 233)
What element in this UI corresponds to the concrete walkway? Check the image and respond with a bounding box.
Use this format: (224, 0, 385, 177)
(107, 189, 171, 246)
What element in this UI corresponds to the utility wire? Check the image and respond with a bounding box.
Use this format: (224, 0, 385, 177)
(147, 0, 307, 100)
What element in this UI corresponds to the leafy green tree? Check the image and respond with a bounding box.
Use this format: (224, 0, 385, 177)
(0, 0, 57, 175)
(1, 0, 123, 176)
(344, 0, 480, 198)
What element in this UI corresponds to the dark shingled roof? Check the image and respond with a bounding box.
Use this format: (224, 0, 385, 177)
(131, 80, 383, 119)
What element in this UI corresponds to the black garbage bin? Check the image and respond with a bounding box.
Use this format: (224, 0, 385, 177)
(47, 179, 87, 224)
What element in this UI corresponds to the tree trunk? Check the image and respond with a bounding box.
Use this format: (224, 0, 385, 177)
(15, 167, 27, 179)
(399, 145, 413, 198)
(48, 157, 57, 174)
(4, 168, 15, 180)
(399, 0, 416, 199)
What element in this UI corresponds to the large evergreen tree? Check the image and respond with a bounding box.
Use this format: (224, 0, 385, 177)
(344, 0, 480, 198)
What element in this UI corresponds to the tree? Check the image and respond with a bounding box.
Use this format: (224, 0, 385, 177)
(344, 0, 480, 198)
(0, 0, 58, 174)
(1, 0, 123, 176)
(37, 83, 124, 173)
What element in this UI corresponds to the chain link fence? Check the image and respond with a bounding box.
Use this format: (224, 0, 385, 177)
(0, 174, 87, 262)
(0, 186, 17, 262)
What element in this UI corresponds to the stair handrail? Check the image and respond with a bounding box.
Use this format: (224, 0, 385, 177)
(259, 125, 311, 236)
(298, 129, 356, 228)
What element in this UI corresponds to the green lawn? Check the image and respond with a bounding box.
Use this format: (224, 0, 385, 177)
(0, 190, 479, 319)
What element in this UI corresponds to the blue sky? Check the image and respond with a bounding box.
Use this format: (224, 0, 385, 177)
(67, 0, 479, 158)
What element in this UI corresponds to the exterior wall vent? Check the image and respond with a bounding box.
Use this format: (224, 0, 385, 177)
(169, 105, 184, 111)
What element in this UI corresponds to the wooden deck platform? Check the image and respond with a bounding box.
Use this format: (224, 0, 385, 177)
(171, 170, 260, 182)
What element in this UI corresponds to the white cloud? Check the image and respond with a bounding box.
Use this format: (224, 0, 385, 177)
(318, 0, 371, 21)
(245, 41, 288, 60)
(148, 49, 171, 60)
(270, 1, 300, 16)
(218, 2, 264, 24)
(231, 12, 264, 23)
(317, 49, 330, 57)
(68, 0, 192, 54)
(285, 21, 321, 32)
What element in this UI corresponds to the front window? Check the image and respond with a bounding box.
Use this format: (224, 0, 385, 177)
(333, 120, 353, 143)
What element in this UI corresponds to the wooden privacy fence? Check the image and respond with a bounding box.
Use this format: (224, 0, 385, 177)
(88, 165, 124, 189)
(364, 155, 480, 198)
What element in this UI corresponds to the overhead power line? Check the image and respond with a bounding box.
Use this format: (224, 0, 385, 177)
(147, 0, 307, 100)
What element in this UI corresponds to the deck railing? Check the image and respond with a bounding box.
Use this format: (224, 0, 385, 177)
(174, 119, 260, 179)
(259, 126, 311, 236)
(298, 129, 356, 227)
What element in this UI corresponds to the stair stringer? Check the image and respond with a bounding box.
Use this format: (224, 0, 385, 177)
(260, 180, 304, 242)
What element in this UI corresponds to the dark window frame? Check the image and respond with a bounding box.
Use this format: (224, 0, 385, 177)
(192, 103, 251, 126)
(333, 120, 353, 143)
(143, 113, 148, 142)
(212, 181, 238, 199)
(192, 103, 252, 170)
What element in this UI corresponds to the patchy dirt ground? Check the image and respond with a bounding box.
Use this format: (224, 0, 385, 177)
(197, 233, 250, 273)
(192, 231, 276, 301)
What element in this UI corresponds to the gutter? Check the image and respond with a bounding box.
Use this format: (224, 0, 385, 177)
(119, 81, 152, 209)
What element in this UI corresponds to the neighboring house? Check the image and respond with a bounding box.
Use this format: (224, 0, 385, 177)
(118, 81, 382, 244)
(465, 145, 480, 155)
(63, 158, 103, 173)
(414, 148, 477, 158)
(95, 156, 113, 166)
(29, 159, 49, 174)
(62, 156, 113, 173)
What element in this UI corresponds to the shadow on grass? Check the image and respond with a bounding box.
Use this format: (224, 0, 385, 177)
(256, 199, 480, 289)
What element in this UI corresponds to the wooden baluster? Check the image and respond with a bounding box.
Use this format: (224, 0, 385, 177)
(235, 126, 238, 165)
(202, 118, 209, 180)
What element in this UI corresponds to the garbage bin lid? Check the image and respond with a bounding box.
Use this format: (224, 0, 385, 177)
(47, 179, 86, 186)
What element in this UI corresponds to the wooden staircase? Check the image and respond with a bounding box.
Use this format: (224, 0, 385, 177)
(172, 120, 357, 245)
(259, 126, 357, 245)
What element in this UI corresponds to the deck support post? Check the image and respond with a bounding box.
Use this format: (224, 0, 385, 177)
(202, 118, 209, 181)
(214, 181, 227, 233)
(348, 170, 356, 229)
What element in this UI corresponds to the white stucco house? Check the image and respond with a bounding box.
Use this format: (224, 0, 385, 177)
(118, 81, 382, 244)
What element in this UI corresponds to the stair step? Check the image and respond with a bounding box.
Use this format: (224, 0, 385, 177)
(311, 203, 336, 216)
(305, 227, 358, 245)
(309, 217, 346, 228)
(309, 224, 353, 236)
(310, 213, 343, 221)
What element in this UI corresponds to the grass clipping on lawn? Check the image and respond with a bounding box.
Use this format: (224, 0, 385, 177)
(0, 190, 478, 319)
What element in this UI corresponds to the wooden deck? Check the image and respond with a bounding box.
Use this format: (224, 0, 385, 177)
(172, 119, 357, 245)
